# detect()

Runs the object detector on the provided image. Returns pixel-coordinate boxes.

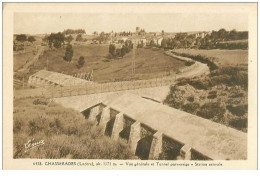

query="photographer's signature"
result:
[24,138,44,153]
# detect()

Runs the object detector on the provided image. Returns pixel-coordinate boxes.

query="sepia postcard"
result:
[2,3,258,170]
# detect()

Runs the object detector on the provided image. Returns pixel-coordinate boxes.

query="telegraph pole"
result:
[46,57,49,71]
[132,43,136,79]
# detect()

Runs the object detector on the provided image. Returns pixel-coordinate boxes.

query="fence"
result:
[46,75,177,98]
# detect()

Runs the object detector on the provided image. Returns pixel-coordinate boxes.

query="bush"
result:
[182,102,200,114]
[226,105,247,116]
[33,99,48,105]
[77,56,85,68]
[229,118,247,132]
[197,102,225,120]
[172,52,218,71]
[185,61,195,66]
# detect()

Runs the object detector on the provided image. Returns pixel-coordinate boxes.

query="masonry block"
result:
[88,105,100,124]
[111,113,124,140]
[148,131,163,160]
[99,106,110,134]
[128,122,141,153]
[180,144,192,160]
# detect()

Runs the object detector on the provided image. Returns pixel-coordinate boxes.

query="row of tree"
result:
[108,40,133,58]
[15,34,36,43]
[62,29,86,35]
[158,29,248,50]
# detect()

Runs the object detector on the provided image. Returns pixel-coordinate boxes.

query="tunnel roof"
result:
[103,93,247,160]
[31,70,92,86]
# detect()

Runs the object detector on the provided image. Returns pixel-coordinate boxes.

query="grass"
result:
[14,51,35,71]
[35,44,185,82]
[172,49,248,67]
[13,97,136,159]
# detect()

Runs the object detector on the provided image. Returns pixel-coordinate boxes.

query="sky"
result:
[14,13,248,35]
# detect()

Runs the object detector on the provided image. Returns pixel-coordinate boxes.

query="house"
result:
[157,37,163,46]
[195,31,211,39]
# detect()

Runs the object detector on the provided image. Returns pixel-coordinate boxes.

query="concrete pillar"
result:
[99,106,110,134]
[88,105,100,124]
[180,144,192,160]
[128,122,141,153]
[148,131,163,160]
[111,113,124,140]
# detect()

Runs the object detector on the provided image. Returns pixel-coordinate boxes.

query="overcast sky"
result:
[14,13,248,35]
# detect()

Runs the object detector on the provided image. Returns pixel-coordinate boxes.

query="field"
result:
[36,44,186,82]
[13,97,136,159]
[172,49,248,67]
[14,51,35,72]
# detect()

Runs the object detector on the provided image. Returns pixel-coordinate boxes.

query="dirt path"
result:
[18,46,45,72]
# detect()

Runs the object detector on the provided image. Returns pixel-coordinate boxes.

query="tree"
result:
[77,56,85,68]
[63,44,73,62]
[16,34,27,42]
[109,44,116,57]
[47,32,65,48]
[76,34,83,41]
[65,35,73,43]
[121,46,126,57]
[27,36,36,43]
[150,39,156,47]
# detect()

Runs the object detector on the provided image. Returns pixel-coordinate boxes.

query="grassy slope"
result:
[172,49,248,67]
[13,97,136,159]
[14,52,35,71]
[36,44,185,82]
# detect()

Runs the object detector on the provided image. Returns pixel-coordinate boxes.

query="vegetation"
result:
[164,65,248,132]
[109,44,116,57]
[159,29,248,50]
[171,51,218,71]
[77,56,85,68]
[63,44,74,62]
[27,36,36,43]
[65,35,73,43]
[172,49,248,67]
[62,29,86,35]
[13,97,136,159]
[76,34,83,42]
[47,32,65,48]
[164,48,248,132]
[16,34,27,42]
[109,41,133,58]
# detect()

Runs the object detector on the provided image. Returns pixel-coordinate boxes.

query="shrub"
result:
[77,56,85,68]
[33,99,48,105]
[182,103,200,114]
[197,102,225,120]
[187,96,194,102]
[226,105,247,116]
[185,61,195,66]
[229,118,247,132]
[172,52,218,71]
[188,79,209,90]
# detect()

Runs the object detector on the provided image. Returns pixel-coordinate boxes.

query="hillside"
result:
[35,44,186,82]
